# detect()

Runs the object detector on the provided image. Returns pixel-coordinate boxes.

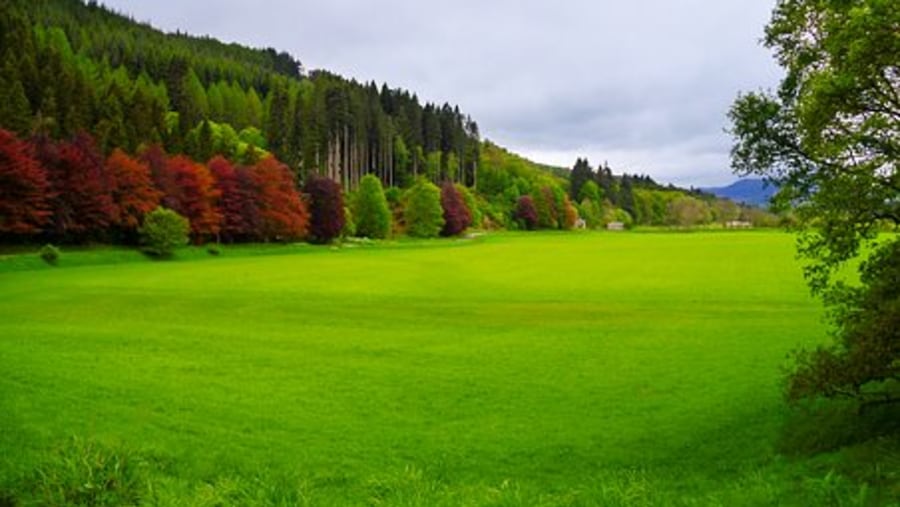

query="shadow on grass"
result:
[778,399,900,457]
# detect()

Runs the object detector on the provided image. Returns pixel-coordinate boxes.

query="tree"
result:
[561,195,578,230]
[106,149,161,236]
[404,178,444,238]
[578,180,601,204]
[163,155,221,242]
[440,181,471,236]
[666,195,710,227]
[139,207,189,257]
[354,174,391,239]
[713,199,741,225]
[457,184,481,228]
[304,175,344,243]
[515,195,538,230]
[0,129,51,236]
[729,0,900,406]
[209,156,258,242]
[531,186,559,229]
[37,133,116,242]
[250,156,308,241]
[569,158,593,201]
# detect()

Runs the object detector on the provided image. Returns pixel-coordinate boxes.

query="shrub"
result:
[139,207,189,257]
[403,179,444,238]
[515,196,539,230]
[207,243,222,256]
[440,181,472,236]
[304,175,345,243]
[354,174,392,239]
[39,243,60,265]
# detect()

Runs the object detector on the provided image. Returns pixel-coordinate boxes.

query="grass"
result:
[0,231,898,505]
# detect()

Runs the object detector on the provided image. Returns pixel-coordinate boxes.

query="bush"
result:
[139,207,189,257]
[207,243,222,256]
[403,179,444,238]
[354,175,392,239]
[304,175,345,243]
[515,196,539,230]
[39,244,60,265]
[440,181,472,236]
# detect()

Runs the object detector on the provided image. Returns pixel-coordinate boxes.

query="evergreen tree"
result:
[569,158,593,201]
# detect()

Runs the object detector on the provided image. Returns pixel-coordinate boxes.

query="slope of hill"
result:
[702,178,777,207]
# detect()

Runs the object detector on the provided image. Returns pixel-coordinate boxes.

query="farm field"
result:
[1,231,897,505]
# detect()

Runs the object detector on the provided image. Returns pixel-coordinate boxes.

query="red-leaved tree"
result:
[0,129,51,236]
[164,155,222,242]
[303,175,345,243]
[141,144,177,209]
[515,195,539,230]
[36,132,116,242]
[440,181,472,236]
[250,157,308,241]
[209,156,259,242]
[106,149,161,235]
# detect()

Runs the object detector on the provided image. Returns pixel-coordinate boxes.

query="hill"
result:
[702,178,777,207]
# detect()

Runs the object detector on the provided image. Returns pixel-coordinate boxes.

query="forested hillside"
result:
[0,0,481,188]
[0,0,775,247]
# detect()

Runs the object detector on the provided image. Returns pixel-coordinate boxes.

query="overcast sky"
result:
[101,0,781,186]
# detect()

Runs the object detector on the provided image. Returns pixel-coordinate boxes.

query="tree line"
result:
[0,127,483,248]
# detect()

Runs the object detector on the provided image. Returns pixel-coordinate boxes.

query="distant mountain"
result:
[702,179,777,207]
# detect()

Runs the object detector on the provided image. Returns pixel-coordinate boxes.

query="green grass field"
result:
[1,232,898,506]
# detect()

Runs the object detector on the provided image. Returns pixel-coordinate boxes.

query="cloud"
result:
[103,0,782,186]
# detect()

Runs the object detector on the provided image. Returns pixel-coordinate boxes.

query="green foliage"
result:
[206,243,222,256]
[403,178,444,238]
[613,208,634,229]
[139,207,189,257]
[38,243,60,265]
[729,0,900,406]
[456,184,481,228]
[787,239,900,405]
[530,186,559,229]
[342,206,356,238]
[354,175,392,239]
[578,180,601,204]
[666,196,711,227]
[578,198,602,229]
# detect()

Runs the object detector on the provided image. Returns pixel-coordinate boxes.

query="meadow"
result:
[1,231,897,506]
